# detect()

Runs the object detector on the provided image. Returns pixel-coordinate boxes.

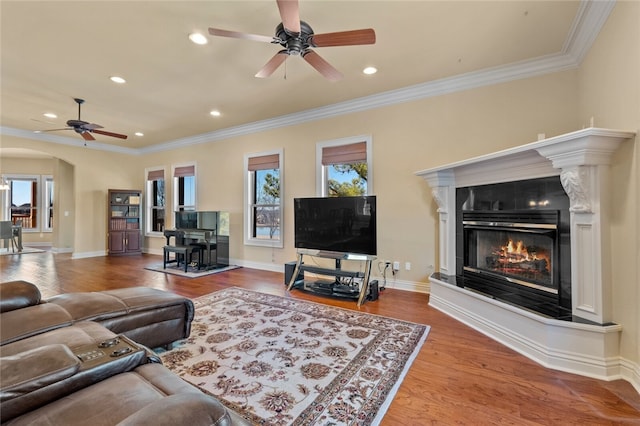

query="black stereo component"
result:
[284,261,304,286]
[368,280,379,301]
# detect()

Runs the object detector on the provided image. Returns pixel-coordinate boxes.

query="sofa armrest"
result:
[0,280,41,313]
[1,344,80,401]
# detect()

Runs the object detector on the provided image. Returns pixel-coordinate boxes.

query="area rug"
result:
[145,263,240,278]
[159,287,429,425]
[0,247,45,256]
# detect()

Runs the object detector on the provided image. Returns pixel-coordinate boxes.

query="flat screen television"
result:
[294,196,377,256]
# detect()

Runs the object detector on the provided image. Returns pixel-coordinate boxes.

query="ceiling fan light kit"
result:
[208,0,376,81]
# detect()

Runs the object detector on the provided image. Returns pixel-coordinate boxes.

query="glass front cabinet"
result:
[108,189,142,255]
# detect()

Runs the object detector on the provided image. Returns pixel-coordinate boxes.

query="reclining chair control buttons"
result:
[77,349,106,362]
[98,338,120,348]
[110,347,133,357]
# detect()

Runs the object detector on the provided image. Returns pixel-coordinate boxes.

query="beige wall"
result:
[138,69,578,282]
[577,0,640,377]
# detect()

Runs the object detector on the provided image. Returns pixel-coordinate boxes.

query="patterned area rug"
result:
[145,263,240,278]
[159,287,429,425]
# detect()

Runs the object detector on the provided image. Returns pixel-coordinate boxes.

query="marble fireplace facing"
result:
[416,127,635,382]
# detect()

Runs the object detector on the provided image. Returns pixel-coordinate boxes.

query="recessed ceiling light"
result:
[110,76,126,84]
[135,132,144,137]
[189,33,208,45]
[363,67,377,75]
[210,110,221,117]
[43,113,57,119]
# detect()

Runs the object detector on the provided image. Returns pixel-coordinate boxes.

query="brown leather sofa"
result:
[0,280,251,426]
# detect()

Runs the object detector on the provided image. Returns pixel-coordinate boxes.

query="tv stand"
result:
[286,249,375,307]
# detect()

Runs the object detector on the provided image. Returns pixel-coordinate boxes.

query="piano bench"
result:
[163,245,202,272]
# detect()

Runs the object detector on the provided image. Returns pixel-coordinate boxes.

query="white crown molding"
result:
[0,126,139,156]
[1,0,616,156]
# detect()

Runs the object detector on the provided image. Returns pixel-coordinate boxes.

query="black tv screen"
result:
[294,196,377,256]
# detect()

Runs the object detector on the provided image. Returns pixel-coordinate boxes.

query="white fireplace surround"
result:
[416,127,636,385]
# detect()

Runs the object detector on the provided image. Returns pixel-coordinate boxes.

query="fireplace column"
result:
[422,170,456,277]
[536,134,626,324]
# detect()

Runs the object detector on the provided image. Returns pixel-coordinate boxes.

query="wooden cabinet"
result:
[108,189,142,255]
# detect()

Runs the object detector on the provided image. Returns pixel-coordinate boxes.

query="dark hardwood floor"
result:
[2,251,639,425]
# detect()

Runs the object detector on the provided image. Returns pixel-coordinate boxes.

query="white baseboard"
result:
[71,250,107,259]
[50,246,73,253]
[619,358,640,395]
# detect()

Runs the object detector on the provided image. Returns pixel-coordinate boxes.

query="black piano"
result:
[164,211,229,269]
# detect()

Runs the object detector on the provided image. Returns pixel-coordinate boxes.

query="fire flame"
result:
[500,239,543,263]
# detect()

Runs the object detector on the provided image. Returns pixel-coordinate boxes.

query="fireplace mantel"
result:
[415,127,635,382]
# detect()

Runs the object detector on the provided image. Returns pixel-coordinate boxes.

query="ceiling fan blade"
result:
[255,51,289,78]
[302,50,343,82]
[92,129,128,140]
[35,127,72,133]
[83,123,104,130]
[81,131,95,141]
[276,0,300,34]
[208,27,276,43]
[310,29,376,47]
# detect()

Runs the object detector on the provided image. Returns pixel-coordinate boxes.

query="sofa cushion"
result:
[0,321,116,357]
[3,364,249,426]
[0,281,41,313]
[46,292,128,322]
[0,323,149,423]
[1,344,80,401]
[0,303,73,346]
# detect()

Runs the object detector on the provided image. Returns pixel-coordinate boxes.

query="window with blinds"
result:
[316,137,372,197]
[173,164,196,213]
[145,168,166,233]
[244,150,283,248]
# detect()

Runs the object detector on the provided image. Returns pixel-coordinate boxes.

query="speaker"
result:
[284,261,304,286]
[368,280,379,301]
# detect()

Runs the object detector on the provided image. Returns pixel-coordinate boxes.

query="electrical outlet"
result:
[405,262,411,271]
[392,261,400,271]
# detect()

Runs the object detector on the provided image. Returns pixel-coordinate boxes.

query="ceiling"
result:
[1,1,605,154]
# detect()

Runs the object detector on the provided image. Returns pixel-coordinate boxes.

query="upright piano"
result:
[164,211,229,269]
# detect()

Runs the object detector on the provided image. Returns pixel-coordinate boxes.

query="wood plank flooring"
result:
[2,251,639,424]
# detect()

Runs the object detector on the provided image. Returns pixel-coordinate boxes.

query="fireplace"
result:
[456,177,572,319]
[463,210,558,292]
[416,127,634,383]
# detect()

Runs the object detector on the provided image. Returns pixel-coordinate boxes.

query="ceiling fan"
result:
[37,98,128,142]
[208,0,376,81]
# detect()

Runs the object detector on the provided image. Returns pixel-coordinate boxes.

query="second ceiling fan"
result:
[208,0,376,81]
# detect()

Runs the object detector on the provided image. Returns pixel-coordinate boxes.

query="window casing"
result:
[3,174,53,232]
[316,136,373,197]
[43,176,54,231]
[244,149,283,248]
[145,168,166,235]
[173,164,196,215]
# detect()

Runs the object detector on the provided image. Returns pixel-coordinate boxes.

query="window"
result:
[3,174,51,232]
[244,149,283,248]
[145,168,166,234]
[316,136,373,197]
[173,164,196,213]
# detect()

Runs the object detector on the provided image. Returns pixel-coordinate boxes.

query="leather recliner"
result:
[0,280,251,425]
